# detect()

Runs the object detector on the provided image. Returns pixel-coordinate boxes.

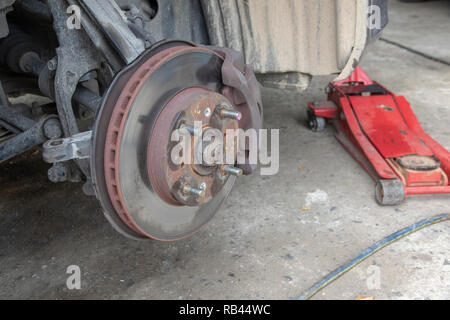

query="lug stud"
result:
[182,184,206,198]
[223,165,243,177]
[218,108,242,121]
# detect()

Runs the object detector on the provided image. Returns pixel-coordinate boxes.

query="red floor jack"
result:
[307,66,450,205]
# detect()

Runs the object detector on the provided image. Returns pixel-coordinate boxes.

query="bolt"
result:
[182,184,206,198]
[48,163,68,183]
[43,119,63,139]
[49,139,64,147]
[223,165,243,177]
[204,108,212,117]
[200,182,207,190]
[218,108,242,121]
[47,57,58,71]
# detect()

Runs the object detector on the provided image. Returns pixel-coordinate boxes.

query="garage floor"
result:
[1,1,449,300]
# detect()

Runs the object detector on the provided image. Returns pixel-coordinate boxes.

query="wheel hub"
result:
[147,86,240,207]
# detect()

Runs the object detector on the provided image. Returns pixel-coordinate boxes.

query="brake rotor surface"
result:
[92,42,238,240]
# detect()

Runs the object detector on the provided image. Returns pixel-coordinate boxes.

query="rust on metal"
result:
[103,46,214,235]
[147,87,239,207]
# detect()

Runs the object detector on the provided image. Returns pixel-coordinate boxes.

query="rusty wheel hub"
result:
[148,87,240,207]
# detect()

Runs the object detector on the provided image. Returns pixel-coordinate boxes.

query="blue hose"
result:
[297,213,449,300]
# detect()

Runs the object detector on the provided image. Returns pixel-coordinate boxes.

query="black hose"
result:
[297,213,450,300]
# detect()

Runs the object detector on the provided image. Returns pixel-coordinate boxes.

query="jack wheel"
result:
[307,111,326,132]
[375,179,405,206]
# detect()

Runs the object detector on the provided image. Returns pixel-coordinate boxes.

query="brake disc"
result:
[91,41,260,240]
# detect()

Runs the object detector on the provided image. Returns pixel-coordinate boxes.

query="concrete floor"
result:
[0,1,449,300]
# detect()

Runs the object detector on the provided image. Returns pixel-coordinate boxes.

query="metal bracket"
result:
[80,0,146,64]
[43,131,92,163]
